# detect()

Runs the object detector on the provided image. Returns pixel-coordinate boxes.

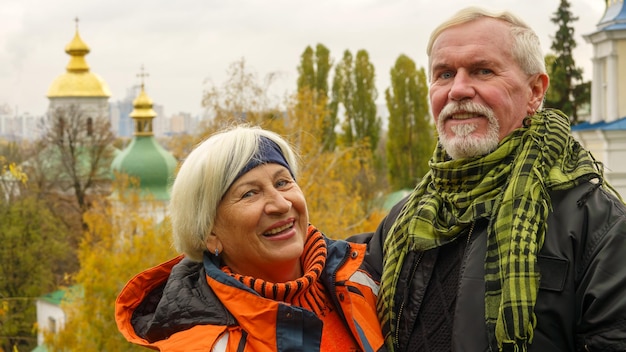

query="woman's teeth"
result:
[265,222,293,236]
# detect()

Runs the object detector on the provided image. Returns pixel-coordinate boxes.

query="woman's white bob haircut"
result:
[169,125,299,262]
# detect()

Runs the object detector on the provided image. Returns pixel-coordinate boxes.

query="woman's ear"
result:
[205,233,222,255]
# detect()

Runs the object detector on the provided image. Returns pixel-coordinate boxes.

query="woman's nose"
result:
[265,189,291,214]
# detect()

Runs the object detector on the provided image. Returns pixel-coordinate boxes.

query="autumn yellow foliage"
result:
[46,176,177,351]
[280,88,386,238]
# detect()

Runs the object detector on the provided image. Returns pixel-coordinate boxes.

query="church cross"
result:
[137,65,150,88]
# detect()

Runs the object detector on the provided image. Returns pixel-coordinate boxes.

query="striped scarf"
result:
[223,226,331,315]
[224,226,361,351]
[378,109,603,351]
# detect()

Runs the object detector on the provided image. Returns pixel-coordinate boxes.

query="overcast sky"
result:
[0,0,607,118]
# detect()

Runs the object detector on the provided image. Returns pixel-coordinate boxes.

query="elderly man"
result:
[354,6,626,352]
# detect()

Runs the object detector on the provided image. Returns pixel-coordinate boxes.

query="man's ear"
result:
[529,73,549,113]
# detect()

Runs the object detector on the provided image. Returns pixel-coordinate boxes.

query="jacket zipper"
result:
[394,251,423,349]
[394,223,475,350]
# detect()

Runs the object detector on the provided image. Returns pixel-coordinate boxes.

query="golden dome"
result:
[130,86,157,120]
[47,25,111,98]
[130,77,157,136]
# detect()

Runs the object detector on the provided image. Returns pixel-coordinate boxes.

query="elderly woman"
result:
[115,125,385,352]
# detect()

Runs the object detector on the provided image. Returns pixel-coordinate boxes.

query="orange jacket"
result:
[116,227,385,352]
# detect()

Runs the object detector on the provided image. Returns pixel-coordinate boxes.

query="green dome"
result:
[111,74,177,201]
[111,136,177,200]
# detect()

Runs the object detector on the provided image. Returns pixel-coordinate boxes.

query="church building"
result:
[573,0,626,196]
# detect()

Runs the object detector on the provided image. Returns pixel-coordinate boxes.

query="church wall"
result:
[617,40,626,119]
[592,39,612,122]
[605,131,626,173]
[35,299,65,346]
[48,97,110,120]
[573,131,607,165]
[600,56,608,121]
[574,129,626,198]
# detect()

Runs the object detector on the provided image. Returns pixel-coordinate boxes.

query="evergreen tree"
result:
[546,0,590,124]
[385,55,435,190]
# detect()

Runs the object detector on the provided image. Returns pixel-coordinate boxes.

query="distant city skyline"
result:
[1,0,606,118]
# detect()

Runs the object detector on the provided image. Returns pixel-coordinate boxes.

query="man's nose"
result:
[448,70,475,101]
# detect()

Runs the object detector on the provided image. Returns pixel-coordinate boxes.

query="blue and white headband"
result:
[233,136,294,183]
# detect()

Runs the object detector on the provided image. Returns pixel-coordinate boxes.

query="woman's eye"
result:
[241,190,256,199]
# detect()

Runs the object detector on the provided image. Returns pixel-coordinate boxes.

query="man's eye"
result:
[439,72,454,79]
[477,68,493,75]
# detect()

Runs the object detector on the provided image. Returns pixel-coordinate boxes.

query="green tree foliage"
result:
[385,55,435,190]
[330,51,353,145]
[297,44,336,151]
[297,44,331,94]
[46,177,177,351]
[331,50,381,151]
[0,158,71,352]
[545,0,590,124]
[544,54,562,106]
[330,49,386,215]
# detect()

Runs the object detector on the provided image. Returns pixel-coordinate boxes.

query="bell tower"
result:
[583,0,626,123]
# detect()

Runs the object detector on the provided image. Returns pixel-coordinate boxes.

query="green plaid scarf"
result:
[378,109,603,351]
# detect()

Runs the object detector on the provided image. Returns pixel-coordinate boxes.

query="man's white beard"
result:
[437,101,500,159]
